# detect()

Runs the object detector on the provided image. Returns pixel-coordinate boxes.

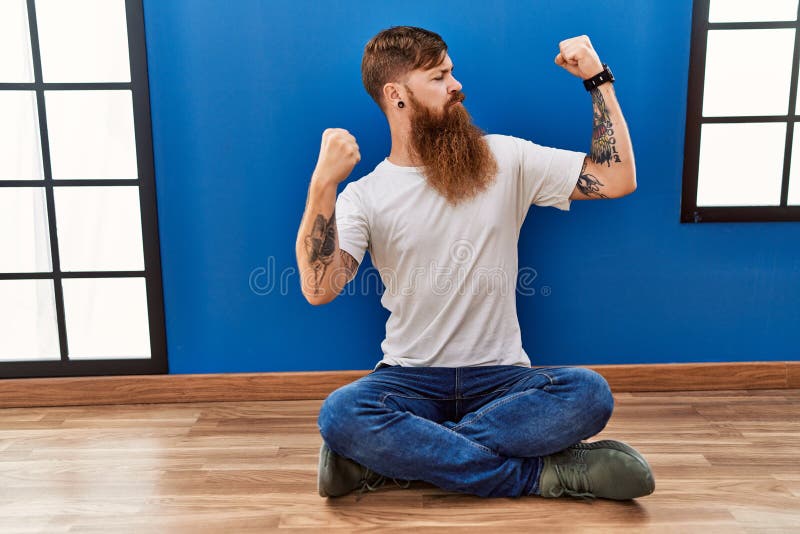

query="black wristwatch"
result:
[583,63,614,91]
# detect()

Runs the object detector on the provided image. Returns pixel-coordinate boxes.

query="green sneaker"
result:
[538,440,655,500]
[317,442,410,499]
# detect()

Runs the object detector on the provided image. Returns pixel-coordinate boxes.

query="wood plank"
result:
[593,361,789,392]
[787,361,800,388]
[0,362,796,408]
[0,371,365,408]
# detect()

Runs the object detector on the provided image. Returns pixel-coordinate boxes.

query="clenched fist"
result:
[555,35,604,81]
[311,128,361,187]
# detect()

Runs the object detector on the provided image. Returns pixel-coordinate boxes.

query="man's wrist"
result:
[310,174,340,194]
[583,62,605,81]
[583,63,615,91]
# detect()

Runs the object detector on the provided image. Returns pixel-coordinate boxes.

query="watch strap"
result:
[583,63,614,91]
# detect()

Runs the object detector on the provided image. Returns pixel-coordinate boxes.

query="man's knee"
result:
[318,384,353,445]
[317,381,377,454]
[572,367,614,430]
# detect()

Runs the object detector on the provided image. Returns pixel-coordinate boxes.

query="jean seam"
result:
[379,392,499,456]
[380,392,458,402]
[378,389,512,402]
[450,389,533,432]
[538,371,556,385]
[529,456,543,496]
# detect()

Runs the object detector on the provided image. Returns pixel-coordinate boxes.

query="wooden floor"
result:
[0,389,799,533]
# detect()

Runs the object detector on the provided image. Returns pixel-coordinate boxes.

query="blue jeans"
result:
[317,364,614,498]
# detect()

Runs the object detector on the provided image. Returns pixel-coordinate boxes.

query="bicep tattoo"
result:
[338,249,359,283]
[577,157,609,199]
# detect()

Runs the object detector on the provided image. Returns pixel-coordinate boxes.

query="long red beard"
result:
[407,92,498,206]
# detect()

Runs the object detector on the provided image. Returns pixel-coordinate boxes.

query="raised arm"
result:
[296,129,361,306]
[554,35,637,200]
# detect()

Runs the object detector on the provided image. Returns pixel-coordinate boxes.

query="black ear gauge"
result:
[398,101,405,108]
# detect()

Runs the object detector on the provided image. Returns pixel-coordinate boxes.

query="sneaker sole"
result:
[317,443,331,498]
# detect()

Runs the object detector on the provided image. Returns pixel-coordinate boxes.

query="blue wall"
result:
[142,0,800,374]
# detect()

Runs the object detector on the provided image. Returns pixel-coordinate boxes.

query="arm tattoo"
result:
[339,249,359,283]
[577,157,609,199]
[303,210,337,295]
[590,88,622,167]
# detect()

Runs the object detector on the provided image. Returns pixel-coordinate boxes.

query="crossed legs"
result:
[317,365,613,497]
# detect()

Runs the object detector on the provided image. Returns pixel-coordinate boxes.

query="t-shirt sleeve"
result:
[515,136,587,211]
[334,182,370,265]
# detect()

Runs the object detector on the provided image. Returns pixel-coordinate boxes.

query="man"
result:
[295,26,653,501]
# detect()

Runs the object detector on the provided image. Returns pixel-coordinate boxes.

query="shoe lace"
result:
[552,448,597,501]
[355,468,411,501]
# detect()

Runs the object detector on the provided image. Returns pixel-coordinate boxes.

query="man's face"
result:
[404,54,464,119]
[398,54,498,206]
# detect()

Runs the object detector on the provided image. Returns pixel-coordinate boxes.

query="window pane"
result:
[45,90,138,180]
[0,0,34,82]
[35,0,131,83]
[796,59,800,114]
[703,29,795,117]
[62,277,151,359]
[697,123,786,206]
[789,123,800,205]
[0,187,52,273]
[0,279,59,361]
[54,186,144,272]
[709,0,798,22]
[0,91,44,181]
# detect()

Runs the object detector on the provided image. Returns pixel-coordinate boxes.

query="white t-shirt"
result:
[334,134,586,369]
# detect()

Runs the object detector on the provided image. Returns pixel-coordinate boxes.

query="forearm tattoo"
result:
[590,87,622,167]
[577,157,609,199]
[304,210,337,295]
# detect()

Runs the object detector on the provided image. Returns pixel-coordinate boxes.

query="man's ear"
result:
[383,82,402,109]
